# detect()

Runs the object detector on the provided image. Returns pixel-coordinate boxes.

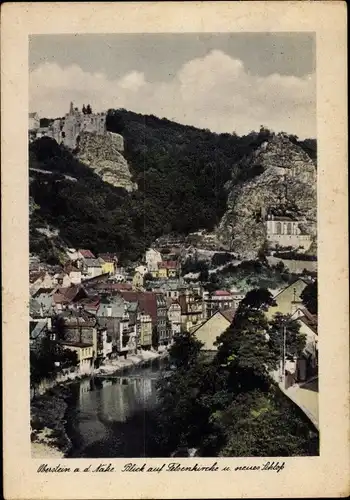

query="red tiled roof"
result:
[94,282,132,291]
[59,340,93,348]
[64,263,80,273]
[53,285,87,304]
[29,271,48,284]
[159,260,178,269]
[213,290,232,297]
[98,253,118,262]
[75,297,100,310]
[82,273,110,286]
[78,249,96,259]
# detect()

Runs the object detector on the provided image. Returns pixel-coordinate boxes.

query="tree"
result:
[154,285,318,457]
[86,104,92,114]
[211,388,318,457]
[82,104,87,115]
[199,267,209,283]
[300,280,317,314]
[268,313,306,361]
[240,287,276,311]
[215,309,277,392]
[156,333,224,454]
[30,334,79,394]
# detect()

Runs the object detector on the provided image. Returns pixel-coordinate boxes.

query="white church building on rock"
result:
[265,213,312,251]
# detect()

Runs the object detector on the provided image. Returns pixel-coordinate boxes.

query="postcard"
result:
[1,1,349,498]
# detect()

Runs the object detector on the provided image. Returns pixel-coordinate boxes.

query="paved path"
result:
[279,377,319,430]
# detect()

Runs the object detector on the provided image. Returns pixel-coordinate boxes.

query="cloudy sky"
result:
[29,33,316,138]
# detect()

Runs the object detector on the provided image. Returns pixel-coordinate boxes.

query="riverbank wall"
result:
[30,349,168,458]
[31,349,167,398]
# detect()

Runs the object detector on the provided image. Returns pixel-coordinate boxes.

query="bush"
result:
[274,251,317,261]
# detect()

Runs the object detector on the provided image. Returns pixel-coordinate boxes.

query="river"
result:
[66,358,169,458]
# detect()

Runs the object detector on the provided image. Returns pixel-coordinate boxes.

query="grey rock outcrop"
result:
[216,133,317,259]
[77,131,137,192]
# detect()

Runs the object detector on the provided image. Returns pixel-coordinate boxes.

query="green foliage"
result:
[30,336,78,388]
[214,303,276,390]
[154,287,314,457]
[211,252,236,268]
[29,226,61,265]
[274,250,317,261]
[214,259,297,293]
[181,258,208,276]
[30,113,317,266]
[213,389,319,457]
[169,331,204,370]
[300,280,318,314]
[268,313,306,360]
[107,109,280,235]
[29,137,149,262]
[240,287,276,310]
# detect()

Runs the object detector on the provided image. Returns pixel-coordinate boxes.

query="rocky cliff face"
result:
[77,131,137,192]
[216,133,317,259]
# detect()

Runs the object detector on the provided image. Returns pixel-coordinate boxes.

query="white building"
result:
[100,329,113,359]
[145,248,162,272]
[83,258,103,279]
[135,265,148,276]
[167,300,181,336]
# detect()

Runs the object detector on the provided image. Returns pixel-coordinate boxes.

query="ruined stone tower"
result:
[49,102,107,149]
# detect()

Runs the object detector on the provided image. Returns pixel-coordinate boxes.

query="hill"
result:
[29,109,316,264]
[216,133,317,259]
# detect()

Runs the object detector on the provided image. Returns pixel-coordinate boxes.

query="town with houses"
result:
[30,240,318,411]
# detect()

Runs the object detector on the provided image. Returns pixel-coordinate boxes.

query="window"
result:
[276,222,282,235]
[287,223,292,235]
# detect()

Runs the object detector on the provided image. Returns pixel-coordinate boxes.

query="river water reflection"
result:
[66,359,168,458]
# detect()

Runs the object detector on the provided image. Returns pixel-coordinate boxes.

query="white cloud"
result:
[29,50,316,138]
[118,71,146,91]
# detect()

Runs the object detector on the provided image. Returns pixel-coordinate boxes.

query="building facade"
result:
[266,278,308,319]
[156,293,171,345]
[167,300,181,337]
[202,290,234,320]
[178,289,204,332]
[145,248,163,272]
[265,214,312,250]
[192,308,235,351]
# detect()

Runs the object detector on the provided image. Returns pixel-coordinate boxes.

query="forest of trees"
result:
[30,110,316,264]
